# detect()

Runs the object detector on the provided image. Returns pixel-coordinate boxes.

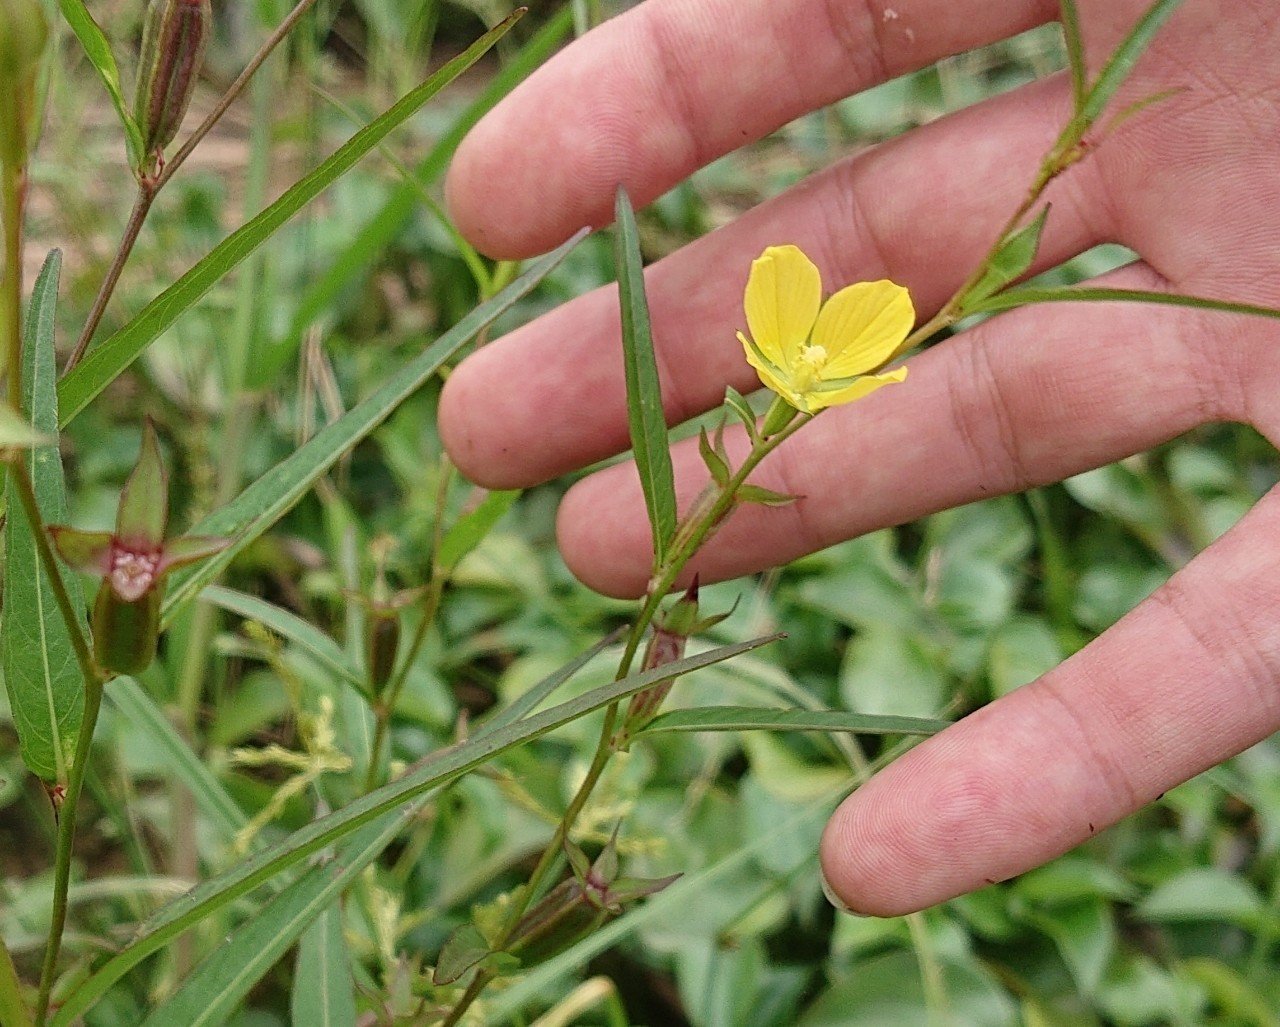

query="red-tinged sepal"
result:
[158,534,231,574]
[47,526,114,575]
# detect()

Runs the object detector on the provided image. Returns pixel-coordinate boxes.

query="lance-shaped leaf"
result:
[960,206,1051,315]
[2,251,88,783]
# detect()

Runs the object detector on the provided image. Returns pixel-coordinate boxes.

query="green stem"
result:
[64,186,155,371]
[61,0,320,375]
[0,936,33,1027]
[34,676,103,1025]
[2,163,23,408]
[440,409,813,1027]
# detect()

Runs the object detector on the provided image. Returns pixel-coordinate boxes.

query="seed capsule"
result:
[134,0,210,161]
[0,0,49,168]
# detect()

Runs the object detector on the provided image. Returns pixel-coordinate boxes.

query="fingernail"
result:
[819,867,865,917]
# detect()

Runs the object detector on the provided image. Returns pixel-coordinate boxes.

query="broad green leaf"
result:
[201,585,365,694]
[54,633,779,1023]
[960,206,1050,314]
[142,811,410,1027]
[291,899,358,1027]
[1137,868,1268,930]
[267,6,573,383]
[614,187,677,567]
[637,705,949,737]
[57,0,144,167]
[3,250,88,783]
[1059,0,1087,113]
[434,923,493,985]
[57,12,523,427]
[436,489,521,574]
[966,284,1280,322]
[0,938,31,1027]
[107,677,247,846]
[159,231,585,627]
[1080,0,1184,125]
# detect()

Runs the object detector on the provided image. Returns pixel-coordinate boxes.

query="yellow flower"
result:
[737,245,914,414]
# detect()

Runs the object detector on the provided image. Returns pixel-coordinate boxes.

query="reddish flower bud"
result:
[134,0,210,164]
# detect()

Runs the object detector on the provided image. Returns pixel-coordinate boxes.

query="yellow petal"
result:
[805,366,908,412]
[740,331,807,411]
[811,280,914,379]
[744,245,822,371]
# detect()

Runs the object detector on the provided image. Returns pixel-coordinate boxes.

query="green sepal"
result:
[960,205,1051,314]
[735,483,799,507]
[723,386,760,442]
[158,533,230,573]
[116,420,168,547]
[698,426,730,487]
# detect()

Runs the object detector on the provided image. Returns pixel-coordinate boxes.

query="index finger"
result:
[445,0,1056,258]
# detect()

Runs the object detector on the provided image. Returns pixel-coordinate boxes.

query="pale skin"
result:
[439,0,1280,916]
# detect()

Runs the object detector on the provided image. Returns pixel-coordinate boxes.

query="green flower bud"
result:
[0,0,49,168]
[134,0,210,162]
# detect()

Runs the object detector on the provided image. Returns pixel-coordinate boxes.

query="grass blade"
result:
[614,187,676,567]
[273,6,573,372]
[636,705,950,737]
[53,633,780,1024]
[57,0,144,167]
[106,677,248,846]
[141,812,409,1027]
[967,285,1280,322]
[291,899,358,1027]
[1080,0,1184,125]
[159,231,585,627]
[2,251,87,783]
[57,11,524,427]
[201,586,365,694]
[1059,0,1087,113]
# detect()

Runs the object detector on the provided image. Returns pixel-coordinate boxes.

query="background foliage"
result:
[2,1,1279,1023]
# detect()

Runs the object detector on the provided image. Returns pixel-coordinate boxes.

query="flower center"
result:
[793,344,828,392]
[109,546,161,603]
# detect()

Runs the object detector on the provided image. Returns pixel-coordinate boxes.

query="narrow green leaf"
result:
[159,231,585,627]
[637,705,950,737]
[1080,0,1184,125]
[57,0,144,167]
[272,6,573,375]
[54,634,780,1023]
[291,899,358,1027]
[436,489,520,574]
[614,187,677,567]
[57,12,523,427]
[966,285,1280,322]
[200,585,365,694]
[960,206,1051,314]
[3,250,87,783]
[142,811,410,1027]
[1059,0,1087,113]
[107,677,247,846]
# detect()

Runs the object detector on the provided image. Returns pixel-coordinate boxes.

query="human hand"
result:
[439,0,1280,915]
